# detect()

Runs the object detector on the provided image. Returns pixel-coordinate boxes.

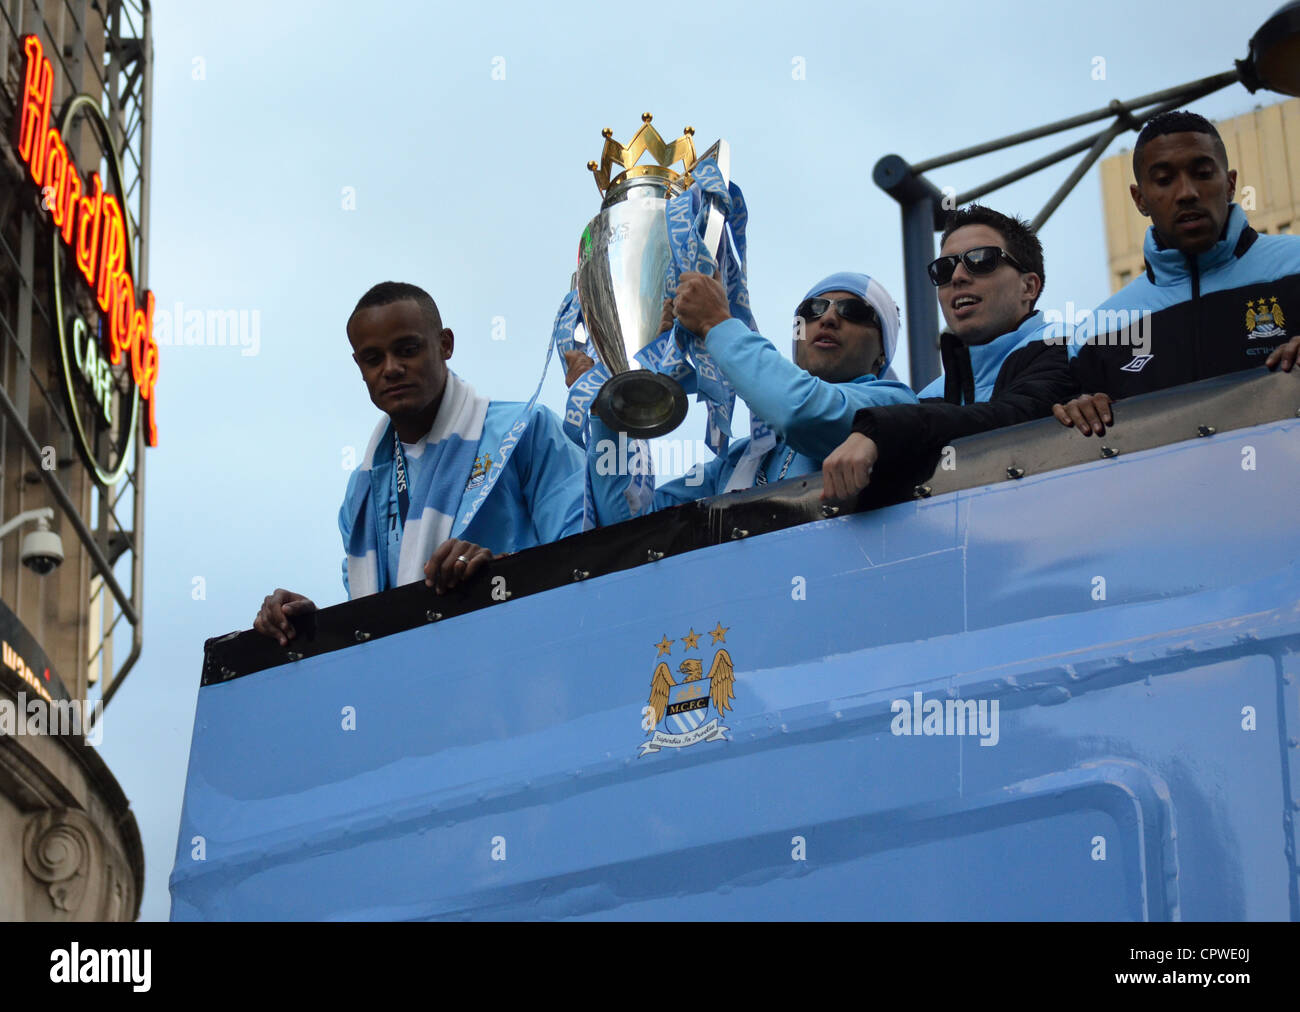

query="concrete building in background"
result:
[1101,98,1300,293]
[0,1,156,919]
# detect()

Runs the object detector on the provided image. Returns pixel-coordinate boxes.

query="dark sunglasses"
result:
[926,246,1028,286]
[795,297,879,328]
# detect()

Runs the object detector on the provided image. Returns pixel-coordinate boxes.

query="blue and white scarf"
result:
[343,371,489,597]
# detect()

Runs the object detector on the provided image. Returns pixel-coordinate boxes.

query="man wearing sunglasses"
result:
[822,205,1075,501]
[582,269,917,524]
[1054,110,1300,437]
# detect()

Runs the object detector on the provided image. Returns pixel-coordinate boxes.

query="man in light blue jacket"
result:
[585,270,918,525]
[1055,110,1300,436]
[254,282,584,644]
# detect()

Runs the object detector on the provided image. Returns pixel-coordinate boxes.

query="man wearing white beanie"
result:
[584,268,917,524]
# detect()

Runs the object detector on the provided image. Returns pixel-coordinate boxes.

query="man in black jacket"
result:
[1054,110,1300,437]
[821,205,1077,500]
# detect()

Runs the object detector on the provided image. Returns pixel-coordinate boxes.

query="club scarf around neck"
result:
[344,371,489,597]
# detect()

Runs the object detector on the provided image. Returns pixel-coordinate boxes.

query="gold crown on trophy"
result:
[587,113,700,196]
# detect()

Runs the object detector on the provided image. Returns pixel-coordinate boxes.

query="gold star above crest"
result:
[709,622,729,644]
[682,628,700,650]
[655,635,673,657]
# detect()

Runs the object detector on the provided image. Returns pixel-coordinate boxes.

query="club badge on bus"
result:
[640,622,735,756]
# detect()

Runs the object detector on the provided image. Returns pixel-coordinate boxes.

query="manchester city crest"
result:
[465,453,492,490]
[1245,296,1286,340]
[639,622,735,756]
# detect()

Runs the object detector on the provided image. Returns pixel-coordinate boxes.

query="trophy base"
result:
[592,371,688,440]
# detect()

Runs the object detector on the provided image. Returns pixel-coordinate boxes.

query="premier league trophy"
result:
[575,114,732,439]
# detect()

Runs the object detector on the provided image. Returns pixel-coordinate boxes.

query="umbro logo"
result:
[1120,354,1154,373]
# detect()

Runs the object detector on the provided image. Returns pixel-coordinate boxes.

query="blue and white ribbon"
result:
[552,288,608,450]
[549,288,641,529]
[660,157,757,455]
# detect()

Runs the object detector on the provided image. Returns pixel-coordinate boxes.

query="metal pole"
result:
[954,132,1099,207]
[1029,81,1235,231]
[1031,120,1131,232]
[105,0,152,706]
[900,199,941,388]
[913,69,1242,173]
[874,155,946,388]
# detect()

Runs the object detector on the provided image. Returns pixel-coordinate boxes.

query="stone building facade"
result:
[0,1,154,920]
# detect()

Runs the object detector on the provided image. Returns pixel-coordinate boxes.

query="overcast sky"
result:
[96,0,1291,920]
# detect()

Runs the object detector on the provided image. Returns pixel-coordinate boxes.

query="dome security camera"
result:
[20,518,64,575]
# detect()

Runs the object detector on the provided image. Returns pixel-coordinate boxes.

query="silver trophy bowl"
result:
[577,175,687,439]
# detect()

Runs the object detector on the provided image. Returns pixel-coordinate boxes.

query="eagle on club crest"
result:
[1246,296,1286,340]
[640,625,736,756]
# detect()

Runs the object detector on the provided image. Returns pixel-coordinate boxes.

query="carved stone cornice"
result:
[22,808,133,920]
[0,672,143,919]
